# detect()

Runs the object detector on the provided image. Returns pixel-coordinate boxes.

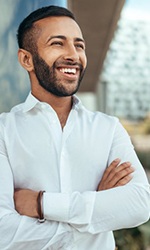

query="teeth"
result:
[60,68,76,74]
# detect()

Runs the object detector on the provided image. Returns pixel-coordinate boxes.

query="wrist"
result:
[37,190,45,223]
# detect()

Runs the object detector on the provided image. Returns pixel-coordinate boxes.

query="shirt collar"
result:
[23,92,39,113]
[23,92,83,113]
[72,95,82,110]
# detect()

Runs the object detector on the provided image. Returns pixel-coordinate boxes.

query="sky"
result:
[123,0,150,20]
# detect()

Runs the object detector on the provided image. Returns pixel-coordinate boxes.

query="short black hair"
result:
[17,5,76,53]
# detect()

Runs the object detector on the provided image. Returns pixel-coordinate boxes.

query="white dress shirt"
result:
[0,93,149,250]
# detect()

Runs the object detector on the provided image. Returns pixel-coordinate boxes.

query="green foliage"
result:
[136,151,150,170]
[139,220,150,248]
[114,227,144,250]
[114,221,150,250]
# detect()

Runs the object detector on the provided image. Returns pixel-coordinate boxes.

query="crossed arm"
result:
[1,153,149,249]
[14,158,134,219]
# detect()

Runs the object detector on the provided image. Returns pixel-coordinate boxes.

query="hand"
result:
[14,189,39,218]
[97,158,134,191]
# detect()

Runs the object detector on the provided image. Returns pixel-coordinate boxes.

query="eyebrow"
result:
[46,35,85,44]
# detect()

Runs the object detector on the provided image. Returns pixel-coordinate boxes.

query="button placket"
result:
[59,110,77,193]
[59,145,72,193]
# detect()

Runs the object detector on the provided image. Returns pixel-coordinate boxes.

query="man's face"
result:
[32,16,87,97]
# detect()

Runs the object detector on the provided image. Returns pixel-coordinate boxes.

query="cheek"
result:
[81,53,87,69]
[41,50,59,66]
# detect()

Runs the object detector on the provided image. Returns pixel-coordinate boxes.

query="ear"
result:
[18,49,34,72]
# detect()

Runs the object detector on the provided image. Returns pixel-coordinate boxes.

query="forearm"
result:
[14,158,150,234]
[43,155,150,233]
[0,158,68,249]
[0,212,59,250]
[43,182,150,234]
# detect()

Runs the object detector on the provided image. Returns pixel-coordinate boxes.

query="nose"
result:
[63,44,79,62]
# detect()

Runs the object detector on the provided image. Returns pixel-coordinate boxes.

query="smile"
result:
[59,68,77,75]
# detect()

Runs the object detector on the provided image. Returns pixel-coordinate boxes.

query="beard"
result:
[32,53,85,97]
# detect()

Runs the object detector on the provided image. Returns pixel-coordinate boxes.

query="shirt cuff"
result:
[43,192,70,222]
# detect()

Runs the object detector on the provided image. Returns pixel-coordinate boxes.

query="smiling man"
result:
[29,17,86,98]
[0,5,149,250]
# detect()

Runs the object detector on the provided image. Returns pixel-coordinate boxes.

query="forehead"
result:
[35,16,83,42]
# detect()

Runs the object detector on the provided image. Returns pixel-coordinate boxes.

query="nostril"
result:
[65,57,74,61]
[63,50,79,61]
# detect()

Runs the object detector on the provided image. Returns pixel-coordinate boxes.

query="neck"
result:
[49,95,73,129]
[31,84,73,128]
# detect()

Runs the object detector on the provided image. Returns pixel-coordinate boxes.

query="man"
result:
[0,5,149,250]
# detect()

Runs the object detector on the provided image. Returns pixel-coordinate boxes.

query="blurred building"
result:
[100,14,150,120]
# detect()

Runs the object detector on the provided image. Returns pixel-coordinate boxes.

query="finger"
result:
[99,168,133,191]
[116,161,132,172]
[101,158,121,182]
[106,158,121,174]
[115,174,133,187]
[97,159,122,190]
[108,165,134,186]
[107,161,132,183]
[110,167,134,186]
[105,164,134,189]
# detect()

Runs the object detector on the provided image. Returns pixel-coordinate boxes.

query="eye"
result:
[51,41,63,46]
[75,43,85,50]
